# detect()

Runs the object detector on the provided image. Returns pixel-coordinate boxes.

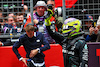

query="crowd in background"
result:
[0,0,99,46]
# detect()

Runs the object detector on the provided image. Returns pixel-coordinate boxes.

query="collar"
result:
[68,31,85,39]
[69,36,85,45]
[25,32,37,38]
[34,32,36,37]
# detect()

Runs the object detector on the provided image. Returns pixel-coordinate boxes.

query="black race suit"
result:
[46,26,88,67]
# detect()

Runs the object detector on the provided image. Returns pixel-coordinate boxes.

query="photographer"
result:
[46,0,63,32]
[31,1,56,44]
[46,0,67,67]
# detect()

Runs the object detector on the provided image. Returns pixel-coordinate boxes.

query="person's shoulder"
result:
[36,32,44,36]
[19,33,27,39]
[36,32,43,35]
[33,12,37,16]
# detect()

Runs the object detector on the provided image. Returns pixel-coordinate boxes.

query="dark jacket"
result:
[46,26,88,67]
[12,32,50,63]
[85,34,98,42]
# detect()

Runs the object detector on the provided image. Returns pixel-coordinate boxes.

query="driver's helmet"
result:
[62,18,82,37]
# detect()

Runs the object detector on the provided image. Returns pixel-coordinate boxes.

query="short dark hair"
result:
[16,13,24,16]
[7,16,14,21]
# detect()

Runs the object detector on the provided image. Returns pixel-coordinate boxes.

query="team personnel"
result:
[12,25,50,67]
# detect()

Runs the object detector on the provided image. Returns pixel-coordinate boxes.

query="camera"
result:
[45,4,53,19]
[45,4,63,19]
[47,4,53,10]
[37,21,44,33]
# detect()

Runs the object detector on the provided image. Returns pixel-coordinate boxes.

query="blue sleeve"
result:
[39,33,50,52]
[12,36,24,59]
[85,35,91,42]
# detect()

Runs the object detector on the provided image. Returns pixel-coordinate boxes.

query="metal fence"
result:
[0,0,100,37]
[0,0,30,16]
[0,0,30,39]
[63,0,100,33]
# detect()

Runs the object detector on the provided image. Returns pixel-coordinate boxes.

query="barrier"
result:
[0,44,64,67]
[1,42,100,67]
[87,42,100,67]
[96,49,100,66]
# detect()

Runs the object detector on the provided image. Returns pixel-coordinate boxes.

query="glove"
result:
[45,9,53,26]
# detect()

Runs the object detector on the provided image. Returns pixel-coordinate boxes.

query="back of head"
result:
[24,25,35,32]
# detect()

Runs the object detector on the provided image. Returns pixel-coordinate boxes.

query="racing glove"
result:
[45,9,53,26]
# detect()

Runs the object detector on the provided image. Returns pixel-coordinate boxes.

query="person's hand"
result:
[33,19,38,24]
[23,5,28,10]
[0,41,2,46]
[13,23,16,26]
[21,58,29,66]
[29,49,38,58]
[94,27,99,34]
[46,9,53,20]
[89,26,94,35]
[1,22,4,25]
[45,9,53,26]
[0,41,3,46]
[97,25,100,29]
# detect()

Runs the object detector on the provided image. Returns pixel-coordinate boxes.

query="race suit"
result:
[46,26,88,67]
